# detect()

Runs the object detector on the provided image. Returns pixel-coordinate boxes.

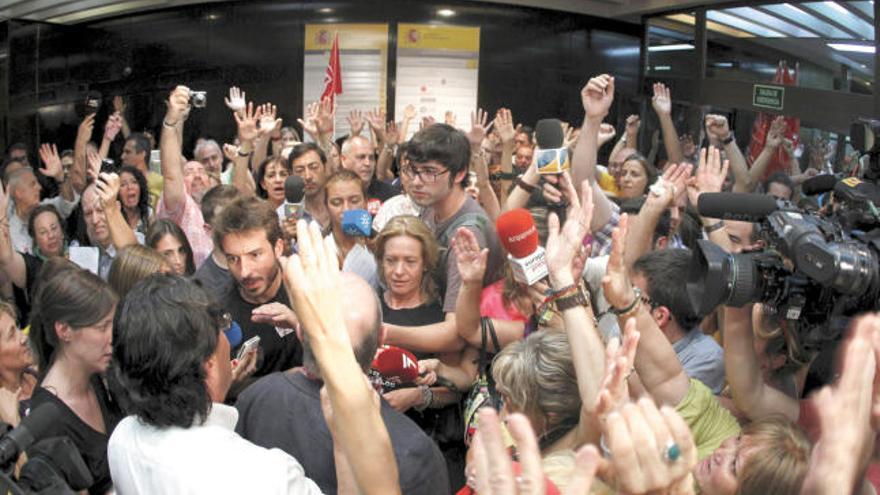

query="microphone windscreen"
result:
[535,119,564,149]
[698,192,778,222]
[342,209,372,237]
[284,175,306,204]
[372,346,419,384]
[496,208,539,258]
[801,174,837,196]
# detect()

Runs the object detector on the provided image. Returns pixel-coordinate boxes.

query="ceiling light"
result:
[648,44,695,52]
[437,9,456,17]
[318,7,334,13]
[828,43,876,53]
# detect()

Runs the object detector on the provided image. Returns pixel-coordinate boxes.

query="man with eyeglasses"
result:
[340,135,399,214]
[383,124,503,354]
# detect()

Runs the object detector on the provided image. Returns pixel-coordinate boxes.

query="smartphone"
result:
[84,95,101,115]
[149,150,161,173]
[100,158,116,175]
[236,335,260,361]
[284,202,301,219]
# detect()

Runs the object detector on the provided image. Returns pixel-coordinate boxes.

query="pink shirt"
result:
[479,280,528,322]
[156,193,212,267]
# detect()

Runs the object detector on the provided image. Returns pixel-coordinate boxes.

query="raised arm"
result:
[495,108,516,207]
[113,96,131,139]
[160,86,190,212]
[706,114,750,193]
[375,121,398,182]
[685,147,735,251]
[651,83,684,164]
[573,75,616,232]
[96,173,138,250]
[467,111,501,220]
[71,114,95,194]
[0,183,26,289]
[545,178,606,447]
[253,103,281,170]
[603,214,690,406]
[98,112,122,160]
[383,314,466,354]
[283,220,400,495]
[37,143,75,203]
[624,115,640,152]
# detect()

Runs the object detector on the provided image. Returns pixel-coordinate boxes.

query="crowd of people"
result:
[0,70,877,495]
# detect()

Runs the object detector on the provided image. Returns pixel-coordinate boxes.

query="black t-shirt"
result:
[235,371,450,495]
[221,284,302,378]
[367,178,401,203]
[28,376,122,495]
[380,296,444,361]
[193,254,233,304]
[12,253,42,326]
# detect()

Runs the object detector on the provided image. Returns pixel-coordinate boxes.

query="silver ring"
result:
[662,440,681,462]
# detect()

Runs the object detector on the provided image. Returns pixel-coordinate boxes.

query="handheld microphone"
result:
[535,119,570,175]
[0,402,60,468]
[801,174,838,196]
[697,193,779,222]
[283,175,306,219]
[342,209,372,237]
[496,208,549,285]
[372,346,420,385]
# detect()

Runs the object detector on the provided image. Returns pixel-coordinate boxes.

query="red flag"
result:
[321,33,342,106]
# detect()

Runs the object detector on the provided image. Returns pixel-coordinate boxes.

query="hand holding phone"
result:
[236,335,261,361]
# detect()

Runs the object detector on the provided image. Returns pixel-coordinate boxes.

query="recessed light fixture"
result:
[318,7,334,13]
[653,65,672,71]
[437,9,456,17]
[828,42,875,53]
[648,44,695,52]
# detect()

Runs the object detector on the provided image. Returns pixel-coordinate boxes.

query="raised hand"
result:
[315,97,335,137]
[467,108,493,148]
[231,346,258,384]
[494,108,515,145]
[649,162,692,209]
[651,82,673,117]
[704,114,731,143]
[598,123,617,147]
[95,172,121,211]
[38,143,64,182]
[298,101,320,139]
[451,227,488,286]
[257,103,281,137]
[251,301,299,329]
[444,111,456,127]
[404,104,417,120]
[581,74,615,120]
[234,102,261,143]
[686,147,728,207]
[385,121,401,146]
[601,213,634,309]
[595,317,640,423]
[104,112,123,142]
[366,108,387,142]
[602,398,698,494]
[420,115,436,131]
[165,85,191,125]
[78,114,96,142]
[347,109,365,137]
[86,148,102,182]
[224,86,247,115]
[545,177,593,288]
[223,143,239,162]
[625,115,641,138]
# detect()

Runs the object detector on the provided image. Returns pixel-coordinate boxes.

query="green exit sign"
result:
[753,84,784,111]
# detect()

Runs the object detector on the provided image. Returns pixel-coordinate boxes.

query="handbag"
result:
[462,316,503,446]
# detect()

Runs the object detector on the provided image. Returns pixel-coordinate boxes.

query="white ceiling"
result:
[0,0,710,24]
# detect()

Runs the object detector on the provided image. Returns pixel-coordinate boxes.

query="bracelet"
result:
[491,171,518,181]
[162,120,178,129]
[515,177,538,193]
[237,149,253,157]
[610,286,642,317]
[415,385,433,412]
[722,135,735,145]
[704,220,725,234]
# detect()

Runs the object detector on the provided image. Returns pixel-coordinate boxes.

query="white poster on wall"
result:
[395,24,480,138]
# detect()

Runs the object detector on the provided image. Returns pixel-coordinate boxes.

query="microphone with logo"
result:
[534,119,571,175]
[372,345,420,391]
[342,209,373,237]
[283,175,306,219]
[496,208,548,285]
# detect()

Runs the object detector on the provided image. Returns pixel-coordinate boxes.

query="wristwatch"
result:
[555,287,590,311]
[415,385,433,412]
[722,134,735,146]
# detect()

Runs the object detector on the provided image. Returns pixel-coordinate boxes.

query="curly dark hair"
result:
[110,274,221,428]
[118,165,151,229]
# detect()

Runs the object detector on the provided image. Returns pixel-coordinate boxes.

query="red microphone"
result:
[495,209,548,285]
[372,346,420,385]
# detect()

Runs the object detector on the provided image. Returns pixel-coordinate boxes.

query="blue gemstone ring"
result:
[662,440,681,462]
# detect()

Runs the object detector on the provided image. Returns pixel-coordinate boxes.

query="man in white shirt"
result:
[7,166,78,254]
[108,275,322,494]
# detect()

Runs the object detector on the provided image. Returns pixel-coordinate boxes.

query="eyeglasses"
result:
[401,166,450,184]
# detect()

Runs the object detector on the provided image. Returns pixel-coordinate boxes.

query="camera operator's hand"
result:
[581,74,614,121]
[165,85,190,126]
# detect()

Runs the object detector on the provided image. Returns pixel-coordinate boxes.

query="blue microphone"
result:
[342,209,373,237]
[225,320,242,348]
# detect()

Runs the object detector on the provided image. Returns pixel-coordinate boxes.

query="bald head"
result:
[340,136,376,183]
[301,272,383,376]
